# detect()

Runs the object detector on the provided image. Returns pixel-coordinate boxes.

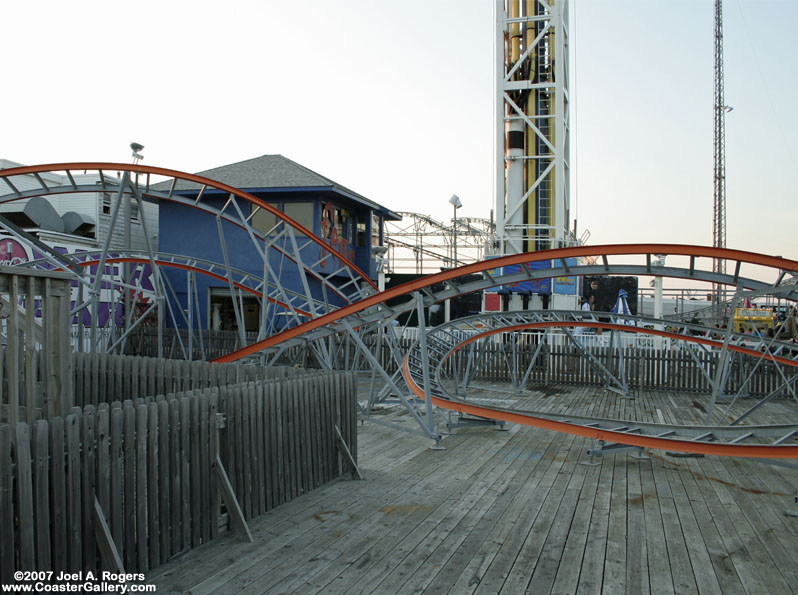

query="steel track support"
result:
[511,334,519,391]
[158,271,191,360]
[519,330,547,391]
[452,338,463,397]
[117,262,140,355]
[367,367,406,409]
[286,228,320,319]
[364,367,378,415]
[308,339,333,370]
[706,287,741,424]
[609,330,630,397]
[77,282,85,352]
[128,181,166,357]
[187,271,194,360]
[562,327,628,395]
[89,172,131,351]
[191,271,207,360]
[262,250,308,330]
[730,375,798,426]
[461,344,476,395]
[729,329,798,408]
[216,216,248,348]
[415,293,443,445]
[259,250,271,340]
[123,178,132,354]
[686,345,716,388]
[341,319,440,441]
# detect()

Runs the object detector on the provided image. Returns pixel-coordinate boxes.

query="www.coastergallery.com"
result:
[3,572,155,593]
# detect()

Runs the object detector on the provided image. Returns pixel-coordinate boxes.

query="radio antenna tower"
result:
[713,0,728,305]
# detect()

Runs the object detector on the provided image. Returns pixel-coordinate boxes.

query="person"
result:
[576,295,595,335]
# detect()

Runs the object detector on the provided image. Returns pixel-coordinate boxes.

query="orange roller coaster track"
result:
[71,257,313,319]
[0,162,378,297]
[216,243,798,363]
[402,355,798,458]
[401,318,798,458]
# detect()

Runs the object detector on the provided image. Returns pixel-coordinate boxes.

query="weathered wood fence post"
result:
[0,267,74,425]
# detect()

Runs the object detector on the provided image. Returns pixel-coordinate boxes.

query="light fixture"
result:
[130,142,144,162]
[449,193,463,276]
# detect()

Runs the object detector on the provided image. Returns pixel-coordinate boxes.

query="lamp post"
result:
[652,255,665,331]
[446,194,462,323]
[449,194,462,267]
[372,245,388,291]
[124,143,145,343]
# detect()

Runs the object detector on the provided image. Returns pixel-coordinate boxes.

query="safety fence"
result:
[327,332,793,396]
[73,327,261,361]
[59,329,795,399]
[448,342,796,395]
[0,370,357,581]
[71,352,300,409]
[1,350,304,425]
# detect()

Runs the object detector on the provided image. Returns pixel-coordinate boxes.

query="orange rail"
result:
[215,244,798,362]
[439,321,798,370]
[0,162,376,291]
[401,357,798,459]
[67,257,312,319]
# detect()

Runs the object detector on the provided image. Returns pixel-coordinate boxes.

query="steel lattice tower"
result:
[713,0,727,303]
[495,0,571,257]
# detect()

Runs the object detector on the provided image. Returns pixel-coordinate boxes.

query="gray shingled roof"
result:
[152,155,336,191]
[153,155,390,203]
[150,155,398,218]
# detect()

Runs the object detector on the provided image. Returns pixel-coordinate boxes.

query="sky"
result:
[2,0,796,267]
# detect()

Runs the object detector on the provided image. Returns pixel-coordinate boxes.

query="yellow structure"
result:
[733,307,773,333]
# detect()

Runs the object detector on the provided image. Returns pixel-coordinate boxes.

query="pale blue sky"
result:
[2,0,796,262]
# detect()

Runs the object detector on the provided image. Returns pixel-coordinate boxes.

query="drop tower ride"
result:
[495,0,572,257]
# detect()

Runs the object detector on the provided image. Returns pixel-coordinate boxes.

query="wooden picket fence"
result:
[71,352,301,409]
[95,327,268,361]
[1,350,308,425]
[454,342,796,395]
[0,370,357,581]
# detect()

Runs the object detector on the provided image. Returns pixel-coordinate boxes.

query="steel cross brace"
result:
[706,287,742,424]
[561,327,629,396]
[90,171,130,352]
[341,318,440,442]
[518,330,548,391]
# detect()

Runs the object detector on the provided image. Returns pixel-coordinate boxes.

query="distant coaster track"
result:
[27,250,318,320]
[0,163,377,354]
[21,249,318,357]
[401,311,798,458]
[213,243,798,458]
[0,162,375,296]
[216,244,798,362]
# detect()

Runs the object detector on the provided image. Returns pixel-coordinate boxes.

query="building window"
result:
[356,215,367,247]
[336,207,347,241]
[251,203,280,235]
[102,193,139,220]
[284,202,313,235]
[372,213,381,246]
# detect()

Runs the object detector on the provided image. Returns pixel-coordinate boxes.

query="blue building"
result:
[155,155,400,333]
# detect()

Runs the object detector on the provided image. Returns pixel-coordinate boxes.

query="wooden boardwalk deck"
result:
[147,385,798,594]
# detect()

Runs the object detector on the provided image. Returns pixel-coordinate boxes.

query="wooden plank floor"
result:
[146,384,798,594]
